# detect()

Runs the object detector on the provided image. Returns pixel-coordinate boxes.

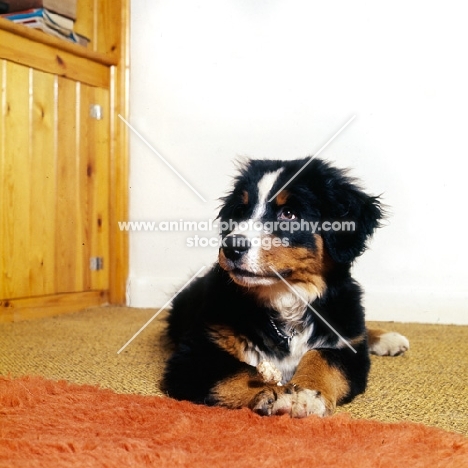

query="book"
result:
[1,8,89,46]
[0,0,76,20]
[3,8,73,29]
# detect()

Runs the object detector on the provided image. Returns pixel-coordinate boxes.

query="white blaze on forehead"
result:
[226,168,284,277]
[252,169,284,220]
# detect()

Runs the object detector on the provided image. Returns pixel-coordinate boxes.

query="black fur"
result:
[162,157,382,410]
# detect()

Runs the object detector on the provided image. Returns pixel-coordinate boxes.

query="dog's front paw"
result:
[250,384,328,418]
[369,331,410,356]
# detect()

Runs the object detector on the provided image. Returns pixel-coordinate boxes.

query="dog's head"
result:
[218,158,382,299]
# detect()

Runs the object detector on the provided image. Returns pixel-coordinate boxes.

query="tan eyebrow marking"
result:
[275,190,289,206]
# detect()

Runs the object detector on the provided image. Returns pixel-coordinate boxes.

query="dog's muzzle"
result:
[221,234,250,261]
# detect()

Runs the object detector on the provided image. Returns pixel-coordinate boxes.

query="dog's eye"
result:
[278,207,298,220]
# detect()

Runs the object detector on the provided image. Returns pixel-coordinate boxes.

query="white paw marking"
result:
[370,332,410,356]
[269,389,327,418]
[292,389,327,418]
[257,360,283,385]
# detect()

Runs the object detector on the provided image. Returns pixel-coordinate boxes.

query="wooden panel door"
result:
[0,60,110,302]
[0,61,31,299]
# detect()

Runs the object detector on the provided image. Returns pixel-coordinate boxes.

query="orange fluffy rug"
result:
[1,376,467,468]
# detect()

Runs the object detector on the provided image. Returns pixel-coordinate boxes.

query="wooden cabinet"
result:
[0,0,129,321]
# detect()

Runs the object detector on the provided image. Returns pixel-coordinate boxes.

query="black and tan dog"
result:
[162,158,409,418]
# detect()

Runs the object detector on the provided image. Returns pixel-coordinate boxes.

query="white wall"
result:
[128,0,468,324]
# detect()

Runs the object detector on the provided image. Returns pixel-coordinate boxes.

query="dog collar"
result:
[269,318,297,345]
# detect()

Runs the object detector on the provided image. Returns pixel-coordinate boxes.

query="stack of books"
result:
[0,0,89,46]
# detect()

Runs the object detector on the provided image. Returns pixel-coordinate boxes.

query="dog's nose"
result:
[222,235,250,260]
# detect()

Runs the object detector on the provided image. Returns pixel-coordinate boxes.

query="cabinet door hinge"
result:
[89,104,103,120]
[90,257,104,271]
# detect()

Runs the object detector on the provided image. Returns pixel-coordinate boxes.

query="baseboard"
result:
[0,291,108,322]
[364,288,468,325]
[126,276,189,309]
[127,276,468,325]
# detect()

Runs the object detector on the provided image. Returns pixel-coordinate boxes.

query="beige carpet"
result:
[0,306,467,436]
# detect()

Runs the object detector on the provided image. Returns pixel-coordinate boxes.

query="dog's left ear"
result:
[316,166,383,264]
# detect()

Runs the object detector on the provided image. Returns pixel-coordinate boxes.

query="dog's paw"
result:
[369,331,410,356]
[250,384,328,418]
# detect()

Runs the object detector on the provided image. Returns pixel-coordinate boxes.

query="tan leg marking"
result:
[250,350,350,417]
[208,325,250,362]
[210,370,267,409]
[211,350,350,418]
[290,350,350,414]
[211,371,327,418]
[367,328,388,347]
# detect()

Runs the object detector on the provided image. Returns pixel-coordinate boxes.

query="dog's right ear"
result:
[309,159,384,264]
[321,190,382,264]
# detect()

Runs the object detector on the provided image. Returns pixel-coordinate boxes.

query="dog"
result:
[162,157,409,418]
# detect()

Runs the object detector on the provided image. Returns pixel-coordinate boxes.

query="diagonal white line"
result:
[268,115,356,202]
[117,265,207,354]
[118,114,207,203]
[269,266,357,353]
